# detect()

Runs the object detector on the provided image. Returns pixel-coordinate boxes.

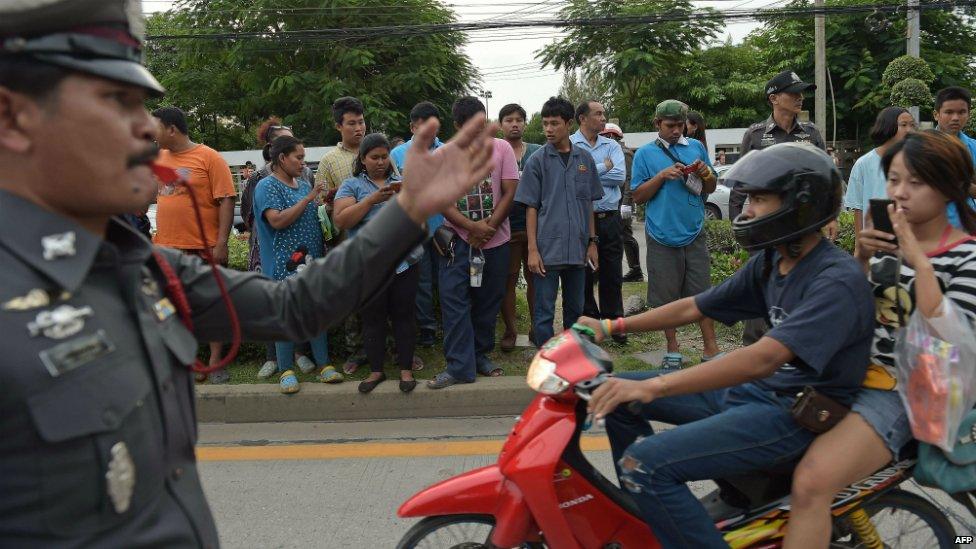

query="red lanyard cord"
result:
[150,163,241,373]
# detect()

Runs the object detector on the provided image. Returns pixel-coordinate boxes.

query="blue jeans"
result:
[606,371,815,549]
[275,334,329,373]
[437,239,510,382]
[531,265,585,347]
[415,242,439,336]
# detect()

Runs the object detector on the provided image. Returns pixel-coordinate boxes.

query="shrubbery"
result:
[705,211,857,285]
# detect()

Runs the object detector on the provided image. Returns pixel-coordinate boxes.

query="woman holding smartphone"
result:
[784,130,976,548]
[334,134,423,393]
[253,135,344,393]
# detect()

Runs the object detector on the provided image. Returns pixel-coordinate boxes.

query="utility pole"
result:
[814,0,827,141]
[481,90,493,119]
[907,0,921,120]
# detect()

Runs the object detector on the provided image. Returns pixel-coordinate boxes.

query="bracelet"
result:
[613,317,626,335]
[599,319,613,339]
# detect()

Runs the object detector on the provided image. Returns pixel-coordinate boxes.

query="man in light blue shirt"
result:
[631,99,722,369]
[391,101,444,346]
[934,86,976,227]
[571,100,628,343]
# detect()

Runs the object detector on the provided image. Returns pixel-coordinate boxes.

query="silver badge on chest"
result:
[106,441,136,514]
[28,305,93,339]
[41,231,76,260]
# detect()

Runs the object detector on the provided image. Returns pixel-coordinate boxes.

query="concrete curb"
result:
[195,376,535,423]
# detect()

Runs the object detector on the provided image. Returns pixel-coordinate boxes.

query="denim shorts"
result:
[851,388,913,459]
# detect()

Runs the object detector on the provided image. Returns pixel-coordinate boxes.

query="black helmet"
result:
[726,142,841,251]
[0,0,164,97]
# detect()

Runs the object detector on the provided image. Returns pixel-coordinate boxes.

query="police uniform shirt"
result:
[0,189,425,547]
[740,115,826,156]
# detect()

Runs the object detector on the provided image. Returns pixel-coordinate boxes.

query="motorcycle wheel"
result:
[831,488,957,548]
[396,514,545,549]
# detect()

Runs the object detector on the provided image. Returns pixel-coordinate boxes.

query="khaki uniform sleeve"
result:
[168,199,426,342]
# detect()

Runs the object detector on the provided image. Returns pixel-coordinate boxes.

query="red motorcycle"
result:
[397,326,959,548]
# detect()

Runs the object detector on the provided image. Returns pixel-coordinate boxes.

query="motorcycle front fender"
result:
[397,464,535,546]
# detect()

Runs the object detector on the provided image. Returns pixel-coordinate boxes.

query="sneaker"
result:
[257,360,277,379]
[660,352,685,370]
[296,355,316,374]
[317,365,344,383]
[207,368,230,384]
[279,370,299,394]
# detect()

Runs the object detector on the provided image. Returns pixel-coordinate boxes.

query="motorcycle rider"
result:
[579,143,876,548]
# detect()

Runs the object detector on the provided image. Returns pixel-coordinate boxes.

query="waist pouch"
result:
[432,226,456,259]
[791,386,850,433]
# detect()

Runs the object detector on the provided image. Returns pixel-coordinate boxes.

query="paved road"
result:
[198,417,974,548]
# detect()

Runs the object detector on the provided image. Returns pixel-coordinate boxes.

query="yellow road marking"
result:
[197,436,611,462]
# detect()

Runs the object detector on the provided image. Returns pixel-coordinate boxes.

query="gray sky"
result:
[142,0,773,121]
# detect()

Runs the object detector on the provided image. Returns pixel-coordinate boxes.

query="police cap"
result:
[764,70,815,97]
[0,0,164,97]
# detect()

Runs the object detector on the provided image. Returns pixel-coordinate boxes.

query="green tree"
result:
[523,112,546,145]
[145,0,477,150]
[537,0,723,131]
[558,70,611,109]
[746,0,976,142]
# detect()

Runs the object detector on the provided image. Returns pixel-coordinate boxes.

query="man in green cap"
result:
[0,1,499,545]
[609,99,722,370]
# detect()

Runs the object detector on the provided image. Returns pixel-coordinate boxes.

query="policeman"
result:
[730,70,826,221]
[731,70,829,346]
[0,1,497,546]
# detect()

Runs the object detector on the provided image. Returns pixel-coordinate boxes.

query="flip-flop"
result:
[702,352,727,362]
[411,356,425,372]
[342,359,359,375]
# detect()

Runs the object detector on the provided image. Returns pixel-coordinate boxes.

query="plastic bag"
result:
[895,297,976,452]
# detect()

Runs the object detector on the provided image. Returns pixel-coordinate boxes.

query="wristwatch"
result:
[589,236,600,244]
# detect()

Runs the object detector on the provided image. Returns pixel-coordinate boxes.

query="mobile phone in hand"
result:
[681,164,698,175]
[869,198,897,244]
[388,182,402,193]
[587,258,597,271]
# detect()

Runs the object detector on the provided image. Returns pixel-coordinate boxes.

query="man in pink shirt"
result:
[428,96,519,389]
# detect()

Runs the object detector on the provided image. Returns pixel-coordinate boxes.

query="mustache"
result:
[127,144,160,168]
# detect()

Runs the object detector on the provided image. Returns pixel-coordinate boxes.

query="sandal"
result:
[342,358,360,375]
[317,365,344,383]
[702,351,727,362]
[660,352,685,370]
[411,356,425,372]
[279,370,299,394]
[477,359,503,377]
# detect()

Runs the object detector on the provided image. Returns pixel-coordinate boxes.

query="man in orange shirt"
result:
[153,106,237,382]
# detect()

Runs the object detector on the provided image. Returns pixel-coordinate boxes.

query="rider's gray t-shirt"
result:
[695,239,875,404]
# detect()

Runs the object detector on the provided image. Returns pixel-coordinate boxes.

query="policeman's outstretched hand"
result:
[397,116,498,226]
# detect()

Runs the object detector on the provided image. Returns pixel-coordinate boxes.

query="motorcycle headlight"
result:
[526,354,569,395]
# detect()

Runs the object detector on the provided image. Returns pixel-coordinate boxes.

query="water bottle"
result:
[470,248,485,288]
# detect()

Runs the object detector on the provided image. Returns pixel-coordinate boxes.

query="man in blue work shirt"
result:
[391,101,444,347]
[933,86,976,227]
[631,99,723,369]
[515,96,603,346]
[571,100,628,344]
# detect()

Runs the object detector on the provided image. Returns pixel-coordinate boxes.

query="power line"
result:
[147,0,974,41]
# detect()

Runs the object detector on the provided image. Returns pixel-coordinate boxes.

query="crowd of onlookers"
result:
[143,71,976,396]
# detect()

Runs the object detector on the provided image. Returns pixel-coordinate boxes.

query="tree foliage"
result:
[558,70,611,110]
[145,0,477,150]
[537,0,723,131]
[746,0,976,141]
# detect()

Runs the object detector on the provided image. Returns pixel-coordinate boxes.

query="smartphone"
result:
[869,198,897,244]
[681,164,698,175]
[587,258,597,271]
[388,182,402,193]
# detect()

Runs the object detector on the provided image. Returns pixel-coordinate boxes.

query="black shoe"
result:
[623,269,644,282]
[399,379,418,393]
[358,373,387,394]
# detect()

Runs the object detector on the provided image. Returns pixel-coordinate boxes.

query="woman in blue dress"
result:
[253,135,344,393]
